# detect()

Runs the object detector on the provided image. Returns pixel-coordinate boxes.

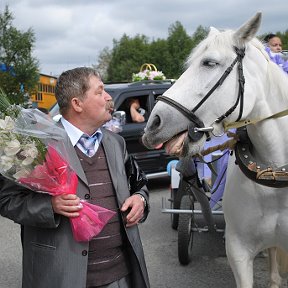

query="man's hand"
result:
[121,194,145,227]
[51,194,82,218]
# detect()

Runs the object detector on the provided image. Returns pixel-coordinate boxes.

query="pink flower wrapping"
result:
[18,145,116,242]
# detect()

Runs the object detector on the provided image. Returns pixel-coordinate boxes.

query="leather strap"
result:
[224,108,288,131]
[235,127,288,188]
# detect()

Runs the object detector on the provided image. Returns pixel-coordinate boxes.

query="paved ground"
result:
[140,179,288,288]
[0,217,22,288]
[0,178,287,287]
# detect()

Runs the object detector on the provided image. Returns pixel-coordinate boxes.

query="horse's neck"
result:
[255,65,288,112]
[246,69,288,167]
[247,119,288,167]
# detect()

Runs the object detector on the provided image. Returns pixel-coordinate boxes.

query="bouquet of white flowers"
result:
[0,88,115,242]
[132,63,166,82]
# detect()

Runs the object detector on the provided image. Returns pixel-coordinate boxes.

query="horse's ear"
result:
[233,12,262,45]
[209,27,220,36]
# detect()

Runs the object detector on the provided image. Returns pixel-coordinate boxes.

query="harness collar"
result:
[235,127,288,188]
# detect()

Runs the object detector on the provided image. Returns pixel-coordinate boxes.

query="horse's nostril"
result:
[151,115,161,129]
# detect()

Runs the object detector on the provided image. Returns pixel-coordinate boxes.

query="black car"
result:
[49,79,178,178]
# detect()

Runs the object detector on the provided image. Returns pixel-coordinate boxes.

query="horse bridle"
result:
[157,46,246,142]
[157,47,288,187]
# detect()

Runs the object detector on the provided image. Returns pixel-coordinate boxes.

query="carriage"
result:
[163,139,228,265]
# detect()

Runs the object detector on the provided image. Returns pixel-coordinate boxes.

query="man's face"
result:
[269,37,282,53]
[81,76,113,128]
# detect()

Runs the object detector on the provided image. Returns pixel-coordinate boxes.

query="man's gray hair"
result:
[55,67,101,115]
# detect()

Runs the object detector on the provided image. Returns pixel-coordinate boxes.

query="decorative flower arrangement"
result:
[132,63,166,82]
[0,88,115,242]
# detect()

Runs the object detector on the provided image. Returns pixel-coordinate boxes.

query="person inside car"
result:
[129,98,146,123]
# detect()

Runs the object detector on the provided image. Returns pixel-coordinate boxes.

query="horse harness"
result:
[234,127,288,188]
[157,46,288,187]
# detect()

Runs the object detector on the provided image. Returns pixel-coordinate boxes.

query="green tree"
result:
[106,34,150,82]
[191,25,209,47]
[275,31,288,51]
[105,21,209,81]
[148,39,172,78]
[0,5,39,104]
[280,30,288,50]
[93,46,112,82]
[166,21,194,78]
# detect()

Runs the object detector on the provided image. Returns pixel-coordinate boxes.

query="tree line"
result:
[0,6,39,105]
[95,24,288,83]
[95,22,209,82]
[0,5,287,104]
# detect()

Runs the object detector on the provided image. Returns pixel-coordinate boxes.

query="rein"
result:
[224,108,288,131]
[234,127,288,188]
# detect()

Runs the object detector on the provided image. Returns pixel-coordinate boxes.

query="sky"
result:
[3,0,287,77]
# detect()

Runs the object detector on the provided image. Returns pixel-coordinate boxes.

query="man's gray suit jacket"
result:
[0,127,150,288]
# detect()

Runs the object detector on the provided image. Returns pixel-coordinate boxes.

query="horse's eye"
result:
[202,60,218,67]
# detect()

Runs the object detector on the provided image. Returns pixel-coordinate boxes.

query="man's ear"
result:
[71,97,83,112]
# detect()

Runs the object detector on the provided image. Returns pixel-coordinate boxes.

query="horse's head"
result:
[142,12,266,157]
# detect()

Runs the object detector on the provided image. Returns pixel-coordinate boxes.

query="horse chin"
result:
[187,137,206,157]
[164,131,188,156]
[176,135,205,158]
[143,129,206,158]
[163,131,206,158]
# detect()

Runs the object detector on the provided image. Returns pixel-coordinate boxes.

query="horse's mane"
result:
[185,29,288,102]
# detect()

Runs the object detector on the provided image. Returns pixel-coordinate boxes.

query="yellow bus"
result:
[31,73,57,109]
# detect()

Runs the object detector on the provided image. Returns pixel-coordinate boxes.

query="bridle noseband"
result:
[157,46,246,142]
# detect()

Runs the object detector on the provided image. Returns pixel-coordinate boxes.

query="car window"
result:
[117,95,149,124]
[153,93,163,105]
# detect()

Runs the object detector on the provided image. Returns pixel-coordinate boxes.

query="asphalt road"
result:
[0,178,287,288]
[141,178,287,288]
[0,216,22,288]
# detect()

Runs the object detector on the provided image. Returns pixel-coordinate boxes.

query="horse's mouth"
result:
[161,131,188,157]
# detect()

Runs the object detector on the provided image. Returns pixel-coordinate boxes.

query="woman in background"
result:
[264,34,288,73]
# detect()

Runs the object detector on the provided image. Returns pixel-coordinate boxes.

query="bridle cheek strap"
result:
[215,47,245,123]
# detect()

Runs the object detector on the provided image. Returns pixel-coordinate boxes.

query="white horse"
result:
[142,13,288,288]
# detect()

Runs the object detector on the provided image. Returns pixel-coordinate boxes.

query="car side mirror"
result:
[113,111,126,126]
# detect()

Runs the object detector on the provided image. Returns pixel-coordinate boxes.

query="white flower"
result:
[0,116,15,130]
[18,143,38,166]
[0,89,48,182]
[0,155,14,171]
[13,168,32,180]
[4,139,21,156]
[20,143,38,159]
[21,157,34,166]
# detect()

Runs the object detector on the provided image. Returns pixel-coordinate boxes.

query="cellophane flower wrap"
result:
[0,89,115,242]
